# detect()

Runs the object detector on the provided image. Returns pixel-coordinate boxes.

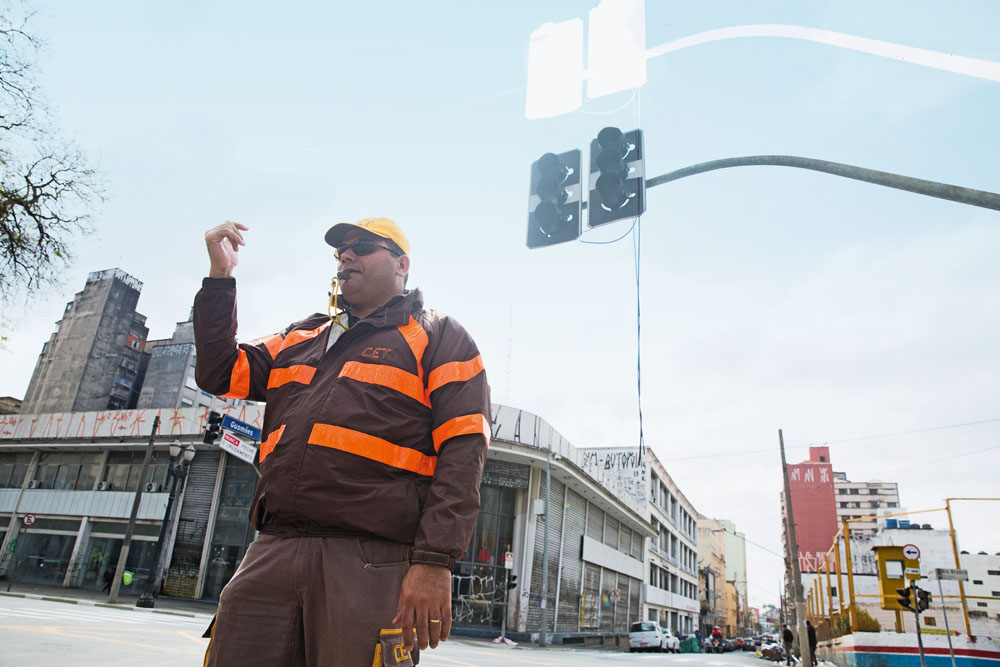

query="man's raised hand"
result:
[205,221,249,278]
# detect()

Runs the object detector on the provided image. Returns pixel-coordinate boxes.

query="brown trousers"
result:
[205,533,415,667]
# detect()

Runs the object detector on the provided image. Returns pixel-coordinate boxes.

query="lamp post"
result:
[136,441,195,608]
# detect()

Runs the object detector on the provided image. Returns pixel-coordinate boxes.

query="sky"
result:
[1,0,998,610]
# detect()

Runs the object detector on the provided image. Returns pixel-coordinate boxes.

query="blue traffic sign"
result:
[221,415,261,441]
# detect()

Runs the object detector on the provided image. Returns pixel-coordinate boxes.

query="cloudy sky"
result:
[2,0,998,609]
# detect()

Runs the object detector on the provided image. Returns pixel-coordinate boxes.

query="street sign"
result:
[221,415,261,441]
[504,552,514,570]
[935,568,969,581]
[6,538,16,552]
[609,588,621,602]
[220,431,258,465]
[902,544,921,559]
[905,567,922,580]
[22,514,35,526]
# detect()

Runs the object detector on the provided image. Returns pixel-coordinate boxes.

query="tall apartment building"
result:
[832,472,902,537]
[780,446,838,573]
[21,269,149,414]
[646,450,700,634]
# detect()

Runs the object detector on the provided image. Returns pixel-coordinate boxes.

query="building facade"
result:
[21,269,149,414]
[0,404,653,643]
[698,516,727,635]
[832,472,902,537]
[780,446,839,573]
[643,449,700,635]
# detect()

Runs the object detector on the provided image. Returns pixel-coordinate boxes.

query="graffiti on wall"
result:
[578,447,647,515]
[452,570,499,625]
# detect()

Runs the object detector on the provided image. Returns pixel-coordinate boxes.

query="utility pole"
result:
[539,440,552,646]
[108,415,160,604]
[779,429,812,667]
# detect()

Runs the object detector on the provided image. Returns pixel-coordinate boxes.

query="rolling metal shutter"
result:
[527,477,564,631]
[556,488,586,631]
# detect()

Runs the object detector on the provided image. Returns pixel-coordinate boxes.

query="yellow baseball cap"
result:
[324,217,410,255]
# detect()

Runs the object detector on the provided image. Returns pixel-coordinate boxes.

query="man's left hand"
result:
[392,563,452,651]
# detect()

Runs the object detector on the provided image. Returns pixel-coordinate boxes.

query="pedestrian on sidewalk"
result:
[782,624,795,666]
[197,217,490,667]
[806,620,818,665]
[101,565,115,594]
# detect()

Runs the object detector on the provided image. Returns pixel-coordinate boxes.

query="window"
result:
[992,591,1000,597]
[987,570,1000,576]
[840,502,848,508]
[973,580,983,585]
[888,502,898,508]
[850,489,860,495]
[924,616,936,626]
[838,489,847,495]
[977,602,988,608]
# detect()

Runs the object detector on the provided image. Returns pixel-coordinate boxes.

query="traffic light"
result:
[204,411,223,445]
[916,588,931,612]
[527,149,582,248]
[896,586,913,611]
[507,574,518,591]
[588,126,645,227]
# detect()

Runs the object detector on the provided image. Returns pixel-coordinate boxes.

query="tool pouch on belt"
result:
[371,629,420,667]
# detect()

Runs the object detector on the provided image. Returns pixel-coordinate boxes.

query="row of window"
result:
[648,563,696,600]
[837,486,896,495]
[649,474,696,541]
[838,501,898,509]
[0,451,172,492]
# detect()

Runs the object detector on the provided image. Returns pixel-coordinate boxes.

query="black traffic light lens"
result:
[535,201,569,236]
[597,126,624,150]
[536,176,568,205]
[597,173,628,209]
[537,152,562,179]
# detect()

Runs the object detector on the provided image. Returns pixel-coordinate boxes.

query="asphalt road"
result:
[0,596,771,667]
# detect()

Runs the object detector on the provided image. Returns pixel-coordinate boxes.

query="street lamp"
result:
[136,441,196,608]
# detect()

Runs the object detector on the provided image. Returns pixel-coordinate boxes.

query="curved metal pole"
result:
[646,156,1000,212]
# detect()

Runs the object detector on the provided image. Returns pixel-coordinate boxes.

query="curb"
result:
[0,590,213,619]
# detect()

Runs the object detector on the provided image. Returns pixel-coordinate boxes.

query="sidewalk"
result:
[0,580,218,620]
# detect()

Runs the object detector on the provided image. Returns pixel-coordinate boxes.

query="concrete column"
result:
[62,517,93,588]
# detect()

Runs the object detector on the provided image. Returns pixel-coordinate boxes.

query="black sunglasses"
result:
[335,240,402,259]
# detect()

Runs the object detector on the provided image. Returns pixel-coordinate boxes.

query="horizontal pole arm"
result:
[646,156,1000,212]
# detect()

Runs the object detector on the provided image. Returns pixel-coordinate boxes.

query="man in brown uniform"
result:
[196,217,490,666]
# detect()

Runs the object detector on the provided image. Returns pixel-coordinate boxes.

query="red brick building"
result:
[781,446,838,573]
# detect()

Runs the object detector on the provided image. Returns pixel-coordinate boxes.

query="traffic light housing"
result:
[204,411,223,445]
[507,574,518,590]
[527,150,582,248]
[896,586,913,611]
[588,126,645,227]
[916,588,931,611]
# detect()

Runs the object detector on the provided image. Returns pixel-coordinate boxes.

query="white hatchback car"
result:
[629,621,681,653]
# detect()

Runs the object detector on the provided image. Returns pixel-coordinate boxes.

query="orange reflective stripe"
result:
[222,349,250,399]
[432,414,491,452]
[427,355,485,395]
[397,317,429,387]
[308,424,437,476]
[279,322,330,354]
[253,333,284,360]
[259,424,285,463]
[338,361,430,407]
[268,365,317,389]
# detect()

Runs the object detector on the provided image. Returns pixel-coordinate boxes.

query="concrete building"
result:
[962,551,1000,623]
[21,269,149,414]
[780,446,840,573]
[137,317,249,412]
[698,516,727,635]
[720,518,748,617]
[0,397,21,415]
[832,472,902,537]
[642,449,700,635]
[0,404,653,643]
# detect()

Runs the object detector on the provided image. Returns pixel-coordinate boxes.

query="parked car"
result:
[628,621,681,653]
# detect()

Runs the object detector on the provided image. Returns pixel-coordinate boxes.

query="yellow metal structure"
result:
[872,545,919,611]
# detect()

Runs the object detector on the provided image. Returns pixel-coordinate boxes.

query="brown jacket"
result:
[193,279,490,564]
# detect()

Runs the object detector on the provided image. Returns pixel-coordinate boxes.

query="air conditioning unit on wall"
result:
[96,481,112,491]
[145,482,163,493]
